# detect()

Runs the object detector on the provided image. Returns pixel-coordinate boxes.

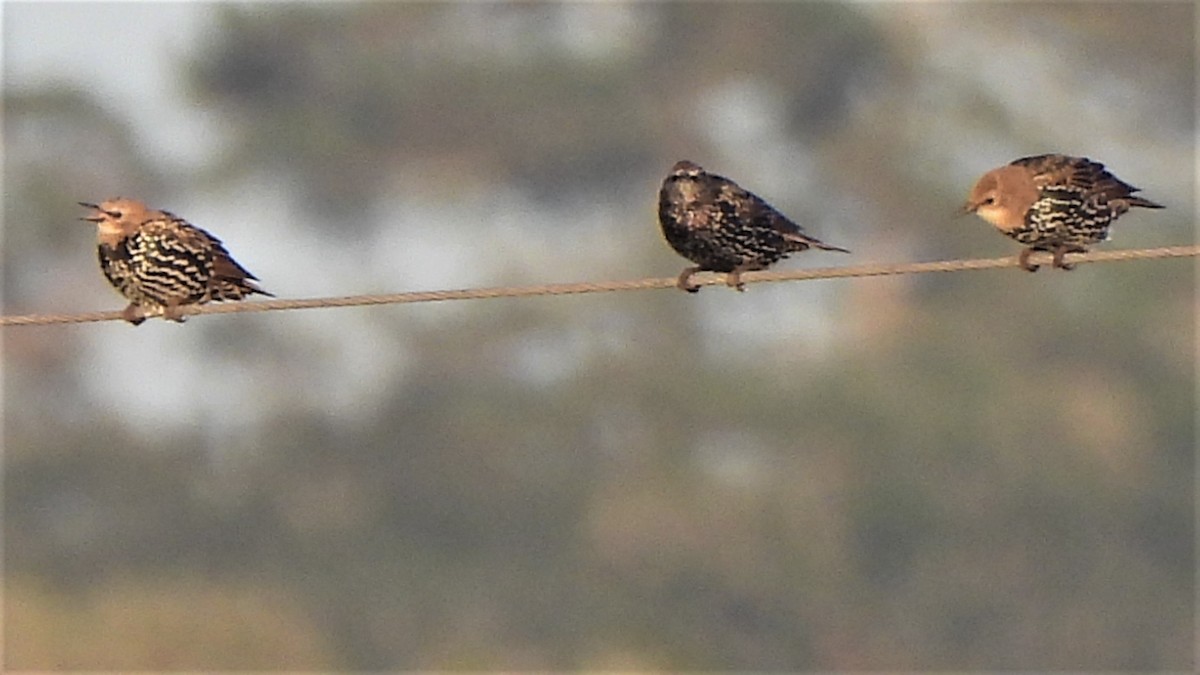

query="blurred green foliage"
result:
[4,2,1194,670]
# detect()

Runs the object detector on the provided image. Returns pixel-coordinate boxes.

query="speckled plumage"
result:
[657,160,849,292]
[963,154,1163,271]
[80,198,272,324]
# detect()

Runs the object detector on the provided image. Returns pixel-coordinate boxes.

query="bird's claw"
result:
[1052,246,1083,270]
[1018,248,1040,273]
[162,303,188,323]
[677,267,702,293]
[121,304,147,326]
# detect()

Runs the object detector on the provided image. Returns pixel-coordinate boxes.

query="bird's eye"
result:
[106,209,123,218]
[982,197,996,206]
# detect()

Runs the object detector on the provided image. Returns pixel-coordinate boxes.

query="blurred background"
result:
[3,2,1194,670]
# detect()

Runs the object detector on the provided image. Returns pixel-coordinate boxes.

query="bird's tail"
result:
[242,281,275,298]
[813,240,852,254]
[213,254,275,299]
[787,231,850,254]
[211,278,274,301]
[1127,195,1165,209]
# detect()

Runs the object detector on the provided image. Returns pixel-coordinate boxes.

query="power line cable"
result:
[2,245,1195,327]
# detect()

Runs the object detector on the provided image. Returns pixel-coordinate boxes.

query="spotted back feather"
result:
[1011,154,1164,212]
[658,161,848,275]
[85,199,272,317]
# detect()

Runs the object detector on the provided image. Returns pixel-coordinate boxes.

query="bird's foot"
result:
[121,304,147,326]
[1052,246,1085,270]
[676,267,702,293]
[724,271,747,292]
[1018,248,1040,273]
[161,302,188,323]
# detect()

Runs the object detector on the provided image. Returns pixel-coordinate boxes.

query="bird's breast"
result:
[96,221,131,249]
[973,204,1027,233]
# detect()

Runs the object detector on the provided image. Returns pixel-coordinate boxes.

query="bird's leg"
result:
[1017,248,1040,273]
[161,300,188,323]
[1052,245,1085,271]
[724,271,747,292]
[676,266,702,293]
[121,303,147,326]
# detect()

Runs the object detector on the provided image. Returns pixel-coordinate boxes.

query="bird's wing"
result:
[709,179,798,236]
[212,251,260,282]
[1073,162,1153,206]
[162,218,258,282]
[1012,154,1120,196]
[1010,154,1075,187]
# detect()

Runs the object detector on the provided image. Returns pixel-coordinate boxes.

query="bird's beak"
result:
[78,201,104,222]
[957,201,978,218]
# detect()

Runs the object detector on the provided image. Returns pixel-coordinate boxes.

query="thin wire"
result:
[2,244,1196,327]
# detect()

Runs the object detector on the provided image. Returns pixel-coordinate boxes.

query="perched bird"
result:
[962,154,1163,272]
[79,198,273,325]
[658,160,849,292]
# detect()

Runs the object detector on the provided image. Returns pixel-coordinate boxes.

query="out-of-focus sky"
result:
[4,3,1193,669]
[5,3,1193,439]
[7,4,215,168]
[6,3,857,435]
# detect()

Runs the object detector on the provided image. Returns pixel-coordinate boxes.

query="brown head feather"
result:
[962,164,1040,233]
[669,160,704,177]
[80,198,154,247]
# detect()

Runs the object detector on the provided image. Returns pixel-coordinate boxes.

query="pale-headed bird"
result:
[963,154,1163,271]
[80,198,273,325]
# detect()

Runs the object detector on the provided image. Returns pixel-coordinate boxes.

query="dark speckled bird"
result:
[963,154,1163,272]
[80,198,273,325]
[657,160,849,292]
